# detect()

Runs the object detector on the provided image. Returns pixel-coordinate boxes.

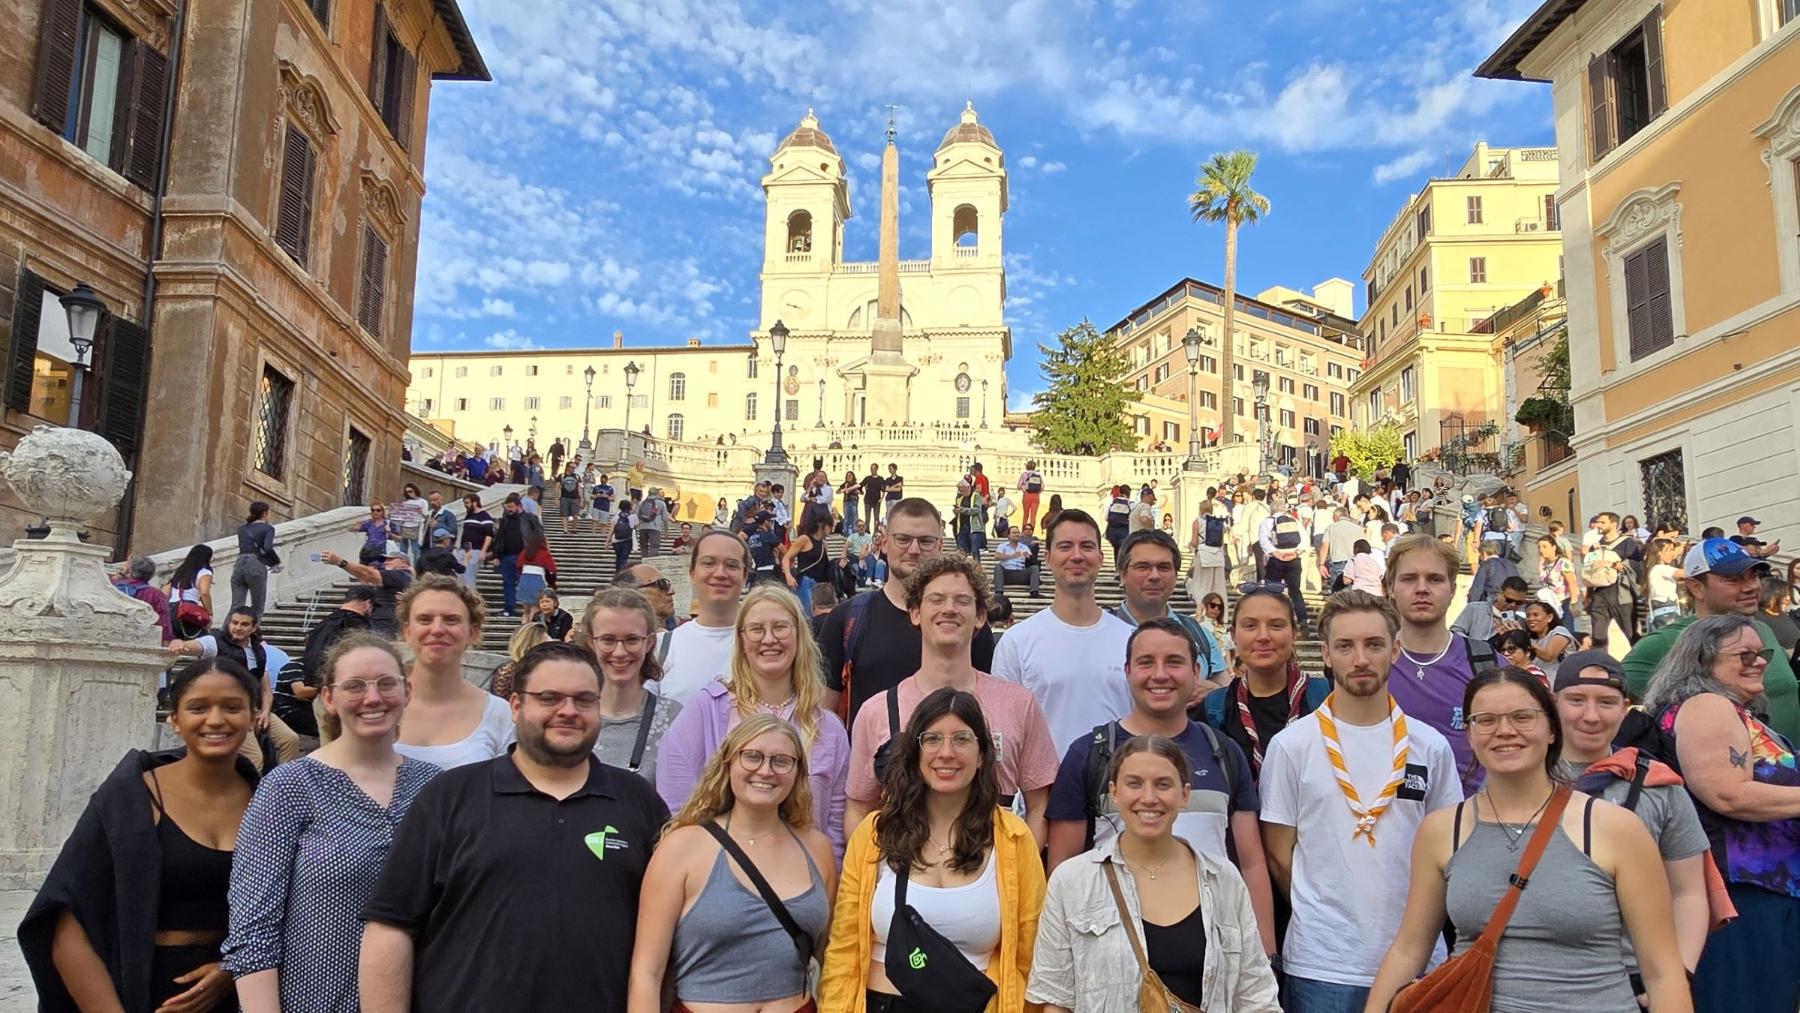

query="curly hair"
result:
[727,585,825,746]
[903,551,992,616]
[875,687,999,875]
[667,713,814,835]
[397,573,486,633]
[573,587,664,685]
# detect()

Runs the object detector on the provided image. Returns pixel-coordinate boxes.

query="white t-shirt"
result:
[1259,706,1461,987]
[394,693,516,769]
[990,608,1133,755]
[655,620,736,705]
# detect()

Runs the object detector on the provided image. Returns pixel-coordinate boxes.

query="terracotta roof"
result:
[775,110,838,156]
[1475,0,1592,82]
[937,101,997,150]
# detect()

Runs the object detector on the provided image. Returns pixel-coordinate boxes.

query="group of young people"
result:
[20,486,1800,1013]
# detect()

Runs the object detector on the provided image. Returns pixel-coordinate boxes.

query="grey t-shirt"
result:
[593,692,682,786]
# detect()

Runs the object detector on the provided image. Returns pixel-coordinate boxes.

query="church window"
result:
[524,397,539,410]
[952,205,979,249]
[747,357,759,379]
[668,373,686,401]
[785,399,799,421]
[667,414,684,440]
[559,396,572,409]
[956,397,970,419]
[707,392,718,407]
[745,393,758,420]
[786,210,813,254]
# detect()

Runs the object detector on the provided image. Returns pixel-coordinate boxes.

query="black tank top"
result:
[794,536,830,577]
[1143,904,1207,1006]
[148,768,233,933]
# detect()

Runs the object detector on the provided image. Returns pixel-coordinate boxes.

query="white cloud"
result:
[1372,149,1435,185]
[1018,154,1039,168]
[1040,160,1066,173]
[484,329,539,349]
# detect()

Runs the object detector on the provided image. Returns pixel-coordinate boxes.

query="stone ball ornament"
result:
[0,426,131,534]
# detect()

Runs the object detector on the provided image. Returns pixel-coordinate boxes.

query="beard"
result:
[517,718,598,767]
[1334,668,1390,698]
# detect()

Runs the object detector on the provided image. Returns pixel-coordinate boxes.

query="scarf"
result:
[1235,662,1307,775]
[1315,692,1409,846]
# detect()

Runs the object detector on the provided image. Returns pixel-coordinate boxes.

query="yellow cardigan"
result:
[818,808,1047,1013]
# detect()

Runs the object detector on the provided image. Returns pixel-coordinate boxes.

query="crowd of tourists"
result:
[29,444,1800,1013]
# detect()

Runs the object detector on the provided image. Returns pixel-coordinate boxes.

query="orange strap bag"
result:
[1389,785,1571,1013]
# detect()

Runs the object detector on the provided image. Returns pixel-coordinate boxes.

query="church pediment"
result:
[763,164,840,186]
[835,354,919,381]
[927,155,1006,179]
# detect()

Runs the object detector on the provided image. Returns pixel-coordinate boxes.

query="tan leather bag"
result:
[1102,860,1204,1013]
[1388,786,1572,1013]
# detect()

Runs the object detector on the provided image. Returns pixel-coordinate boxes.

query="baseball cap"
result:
[1552,650,1629,695]
[1683,537,1770,578]
[1737,515,1760,526]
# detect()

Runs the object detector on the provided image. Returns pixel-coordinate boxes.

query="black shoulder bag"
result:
[870,688,903,786]
[882,859,998,1013]
[626,692,658,774]
[698,822,815,969]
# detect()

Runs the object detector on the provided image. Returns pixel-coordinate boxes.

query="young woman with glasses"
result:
[576,588,683,785]
[820,688,1047,1012]
[628,714,836,1013]
[657,585,850,855]
[1368,668,1688,1012]
[224,634,438,1012]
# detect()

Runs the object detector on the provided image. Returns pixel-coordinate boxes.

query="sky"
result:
[413,0,1556,408]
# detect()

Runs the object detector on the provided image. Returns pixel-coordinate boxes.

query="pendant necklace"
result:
[726,815,776,846]
[1482,790,1554,853]
[1398,638,1452,680]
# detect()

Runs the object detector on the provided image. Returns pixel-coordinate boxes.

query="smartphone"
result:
[310,552,323,563]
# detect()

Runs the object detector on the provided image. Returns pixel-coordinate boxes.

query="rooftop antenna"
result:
[886,103,897,143]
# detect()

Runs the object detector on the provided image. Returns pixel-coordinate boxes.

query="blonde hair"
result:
[1316,588,1402,642]
[318,633,407,739]
[1382,533,1461,592]
[507,622,549,662]
[398,574,486,634]
[666,713,814,835]
[728,585,825,747]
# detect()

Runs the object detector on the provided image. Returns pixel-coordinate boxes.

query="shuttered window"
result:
[357,226,388,337]
[1588,6,1667,163]
[30,1,167,188]
[367,4,416,150]
[95,315,149,457]
[309,0,331,28]
[1470,257,1487,283]
[1624,236,1675,360]
[275,124,314,266]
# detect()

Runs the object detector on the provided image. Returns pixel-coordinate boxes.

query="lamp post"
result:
[816,378,825,428]
[578,363,596,453]
[529,415,538,443]
[503,424,513,448]
[1252,372,1271,477]
[1181,325,1205,471]
[980,378,989,428]
[59,283,106,428]
[766,320,789,464]
[622,359,640,435]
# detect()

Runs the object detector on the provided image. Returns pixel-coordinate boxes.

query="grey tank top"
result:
[1444,808,1638,1012]
[671,827,829,1003]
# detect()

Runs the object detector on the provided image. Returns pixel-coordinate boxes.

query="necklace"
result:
[1398,636,1453,680]
[1482,789,1555,852]
[753,694,796,716]
[1125,853,1172,881]
[725,815,778,846]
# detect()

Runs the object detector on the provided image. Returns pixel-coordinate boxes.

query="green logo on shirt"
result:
[585,825,627,860]
[908,947,926,970]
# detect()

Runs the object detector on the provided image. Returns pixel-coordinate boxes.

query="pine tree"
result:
[1030,319,1142,456]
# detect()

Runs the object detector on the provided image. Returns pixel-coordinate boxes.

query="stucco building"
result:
[1348,143,1566,462]
[1480,0,1800,540]
[0,0,485,553]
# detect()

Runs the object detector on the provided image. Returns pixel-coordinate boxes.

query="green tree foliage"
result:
[1030,319,1143,456]
[1188,150,1270,446]
[1329,424,1405,480]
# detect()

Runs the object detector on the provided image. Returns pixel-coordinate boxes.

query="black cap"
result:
[1552,649,1629,695]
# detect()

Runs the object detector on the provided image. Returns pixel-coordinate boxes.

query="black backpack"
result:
[1025,472,1044,493]
[1485,506,1511,531]
[1079,720,1233,849]
[1203,514,1227,548]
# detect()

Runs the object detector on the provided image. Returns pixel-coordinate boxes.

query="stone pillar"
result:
[0,427,165,888]
[754,456,799,522]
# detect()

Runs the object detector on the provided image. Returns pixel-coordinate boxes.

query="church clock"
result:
[954,372,972,393]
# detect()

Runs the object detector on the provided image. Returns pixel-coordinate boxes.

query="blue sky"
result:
[414,0,1555,406]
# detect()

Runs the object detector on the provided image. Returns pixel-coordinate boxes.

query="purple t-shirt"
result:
[1386,634,1483,794]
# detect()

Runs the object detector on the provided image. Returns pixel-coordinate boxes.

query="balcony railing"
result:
[952,246,979,258]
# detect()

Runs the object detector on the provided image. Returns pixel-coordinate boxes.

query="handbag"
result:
[698,822,815,971]
[882,859,998,1013]
[1388,785,1572,1013]
[1102,861,1202,1013]
[175,599,210,630]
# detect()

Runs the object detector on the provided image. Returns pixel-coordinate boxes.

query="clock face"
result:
[780,289,812,322]
[955,372,972,393]
[784,375,801,395]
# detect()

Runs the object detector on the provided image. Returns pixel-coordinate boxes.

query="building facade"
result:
[0,0,484,553]
[409,105,1016,452]
[1480,0,1800,541]
[1102,278,1363,476]
[1347,143,1565,462]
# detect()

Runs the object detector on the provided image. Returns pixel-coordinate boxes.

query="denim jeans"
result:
[497,553,520,615]
[841,499,858,536]
[1285,975,1371,1013]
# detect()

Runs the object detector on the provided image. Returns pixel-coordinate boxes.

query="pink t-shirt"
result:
[846,672,1061,804]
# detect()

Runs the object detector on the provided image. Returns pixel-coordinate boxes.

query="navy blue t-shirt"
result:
[1046,719,1258,859]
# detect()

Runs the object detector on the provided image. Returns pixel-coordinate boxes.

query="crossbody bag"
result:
[882,859,998,1013]
[1102,860,1202,1013]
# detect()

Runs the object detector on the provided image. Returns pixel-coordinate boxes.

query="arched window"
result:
[745,392,758,420]
[669,372,686,401]
[667,414,685,441]
[952,205,979,248]
[786,210,813,253]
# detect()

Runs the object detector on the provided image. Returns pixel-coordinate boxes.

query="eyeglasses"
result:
[1732,647,1777,668]
[518,690,602,711]
[699,556,746,573]
[744,621,796,641]
[922,593,977,610]
[633,577,673,592]
[1238,581,1287,595]
[595,634,648,651]
[1466,708,1545,732]
[333,676,404,698]
[919,730,981,751]
[889,534,943,551]
[736,748,798,774]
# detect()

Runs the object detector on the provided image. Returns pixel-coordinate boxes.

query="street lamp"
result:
[59,283,105,428]
[503,424,513,447]
[1252,372,1271,477]
[1181,326,1205,470]
[529,415,538,443]
[980,378,989,428]
[623,360,640,438]
[578,363,596,453]
[766,320,789,464]
[816,378,825,428]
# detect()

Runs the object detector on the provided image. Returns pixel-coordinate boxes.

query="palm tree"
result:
[1188,150,1270,448]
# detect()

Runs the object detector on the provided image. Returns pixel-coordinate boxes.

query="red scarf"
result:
[1235,661,1306,774]
[1582,747,1737,932]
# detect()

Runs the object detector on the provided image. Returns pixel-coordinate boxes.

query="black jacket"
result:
[300,607,372,683]
[492,511,528,556]
[19,750,258,1012]
[416,545,463,578]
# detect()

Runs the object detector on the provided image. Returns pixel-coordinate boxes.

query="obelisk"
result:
[863,106,915,423]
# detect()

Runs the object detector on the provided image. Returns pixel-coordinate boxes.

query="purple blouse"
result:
[654,680,849,857]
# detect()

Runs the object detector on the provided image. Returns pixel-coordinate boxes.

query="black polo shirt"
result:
[362,750,669,1012]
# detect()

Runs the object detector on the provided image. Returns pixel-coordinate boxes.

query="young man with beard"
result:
[1112,529,1227,692]
[991,509,1135,754]
[1383,533,1499,795]
[1044,618,1278,956]
[1624,537,1799,741]
[819,498,996,727]
[360,643,669,1013]
[1259,590,1461,1011]
[842,554,1060,842]
[653,530,750,704]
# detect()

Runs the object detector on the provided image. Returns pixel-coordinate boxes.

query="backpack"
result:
[833,591,877,724]
[1271,514,1302,550]
[1201,677,1332,731]
[1485,506,1510,532]
[637,498,658,522]
[1108,498,1131,520]
[1080,720,1234,850]
[871,688,903,786]
[560,474,580,496]
[1202,514,1226,548]
[1464,634,1499,677]
[1025,472,1044,493]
